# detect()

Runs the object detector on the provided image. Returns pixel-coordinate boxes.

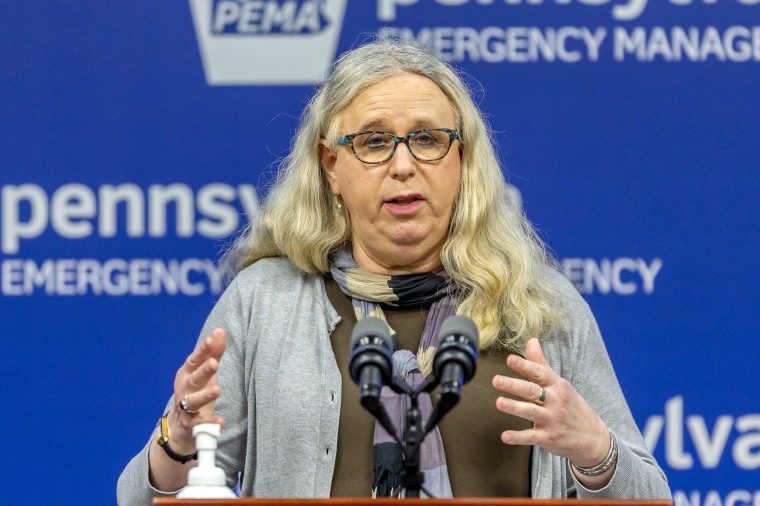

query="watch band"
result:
[157,416,198,464]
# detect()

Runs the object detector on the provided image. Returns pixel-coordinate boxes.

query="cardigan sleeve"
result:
[550,272,671,499]
[117,274,251,505]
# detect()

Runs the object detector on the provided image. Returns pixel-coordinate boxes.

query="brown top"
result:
[324,276,532,498]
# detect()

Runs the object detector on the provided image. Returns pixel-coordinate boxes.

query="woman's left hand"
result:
[492,337,611,469]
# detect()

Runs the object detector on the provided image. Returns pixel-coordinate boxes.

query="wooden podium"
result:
[155,499,672,506]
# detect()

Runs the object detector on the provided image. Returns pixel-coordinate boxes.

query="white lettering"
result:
[644,396,760,470]
[377,0,758,23]
[614,26,760,62]
[197,184,239,237]
[99,184,145,237]
[0,183,259,254]
[148,184,194,237]
[612,0,649,20]
[638,258,662,293]
[666,396,694,469]
[293,0,321,33]
[25,259,55,295]
[55,259,78,296]
[610,257,637,295]
[559,257,662,295]
[674,490,760,506]
[77,259,103,295]
[583,26,607,61]
[614,26,646,61]
[734,415,760,469]
[382,26,609,63]
[214,0,325,34]
[705,491,724,506]
[701,26,727,61]
[0,258,222,296]
[1,184,48,255]
[726,490,753,506]
[213,1,240,32]
[673,490,701,506]
[725,26,752,61]
[687,414,734,468]
[239,2,267,33]
[1,259,24,295]
[51,184,96,239]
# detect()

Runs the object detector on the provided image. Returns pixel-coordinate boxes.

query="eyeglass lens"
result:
[352,130,453,163]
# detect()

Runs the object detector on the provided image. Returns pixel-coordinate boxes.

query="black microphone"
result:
[426,315,479,433]
[349,317,397,438]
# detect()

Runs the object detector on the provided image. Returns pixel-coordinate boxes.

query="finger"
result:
[206,328,227,362]
[183,335,215,374]
[495,396,547,423]
[525,337,550,369]
[492,375,545,403]
[179,384,221,414]
[185,356,220,390]
[506,341,555,386]
[183,329,227,374]
[506,354,553,386]
[500,427,543,446]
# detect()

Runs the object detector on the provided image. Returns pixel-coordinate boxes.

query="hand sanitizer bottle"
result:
[177,423,237,499]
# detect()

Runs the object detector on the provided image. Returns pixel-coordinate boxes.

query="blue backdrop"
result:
[2,1,759,504]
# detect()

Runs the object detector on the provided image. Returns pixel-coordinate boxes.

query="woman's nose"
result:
[389,141,417,180]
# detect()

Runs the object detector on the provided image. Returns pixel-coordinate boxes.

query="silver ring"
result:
[179,394,198,414]
[536,387,547,404]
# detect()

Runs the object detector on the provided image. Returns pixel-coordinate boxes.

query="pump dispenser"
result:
[176,423,237,499]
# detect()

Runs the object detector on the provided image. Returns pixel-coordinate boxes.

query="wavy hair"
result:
[221,38,563,350]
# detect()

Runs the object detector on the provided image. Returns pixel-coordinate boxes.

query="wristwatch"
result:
[156,416,198,464]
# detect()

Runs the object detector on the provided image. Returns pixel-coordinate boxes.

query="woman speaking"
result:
[118,38,670,503]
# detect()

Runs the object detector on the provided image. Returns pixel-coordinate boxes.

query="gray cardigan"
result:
[117,258,670,504]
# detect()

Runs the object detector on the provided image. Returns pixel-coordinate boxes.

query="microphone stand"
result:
[386,375,440,498]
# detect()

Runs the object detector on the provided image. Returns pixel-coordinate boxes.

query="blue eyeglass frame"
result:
[336,128,460,164]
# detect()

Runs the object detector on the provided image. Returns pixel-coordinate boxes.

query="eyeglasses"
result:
[337,128,459,164]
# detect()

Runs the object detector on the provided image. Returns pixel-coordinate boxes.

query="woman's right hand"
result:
[166,328,228,454]
[149,328,228,490]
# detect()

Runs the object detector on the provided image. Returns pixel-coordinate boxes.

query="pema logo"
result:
[188,0,348,85]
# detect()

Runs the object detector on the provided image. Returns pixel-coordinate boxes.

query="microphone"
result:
[349,316,393,411]
[426,315,479,432]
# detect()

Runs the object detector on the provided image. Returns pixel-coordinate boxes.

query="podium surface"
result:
[155,499,672,506]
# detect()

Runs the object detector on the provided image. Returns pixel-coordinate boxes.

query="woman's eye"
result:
[365,134,391,148]
[414,133,436,145]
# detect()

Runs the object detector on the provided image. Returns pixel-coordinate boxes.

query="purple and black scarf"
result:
[330,247,455,498]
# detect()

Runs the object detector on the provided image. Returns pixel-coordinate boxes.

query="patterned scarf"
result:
[330,247,455,498]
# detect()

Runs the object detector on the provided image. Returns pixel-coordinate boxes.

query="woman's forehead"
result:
[338,73,455,132]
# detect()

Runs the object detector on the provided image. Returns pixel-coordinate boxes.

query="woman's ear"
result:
[319,139,340,195]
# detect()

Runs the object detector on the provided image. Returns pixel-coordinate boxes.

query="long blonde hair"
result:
[222,38,563,350]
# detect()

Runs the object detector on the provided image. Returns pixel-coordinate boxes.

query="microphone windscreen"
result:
[438,315,479,349]
[350,316,392,350]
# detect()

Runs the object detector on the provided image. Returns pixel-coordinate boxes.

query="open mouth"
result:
[387,194,423,207]
[389,196,419,206]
